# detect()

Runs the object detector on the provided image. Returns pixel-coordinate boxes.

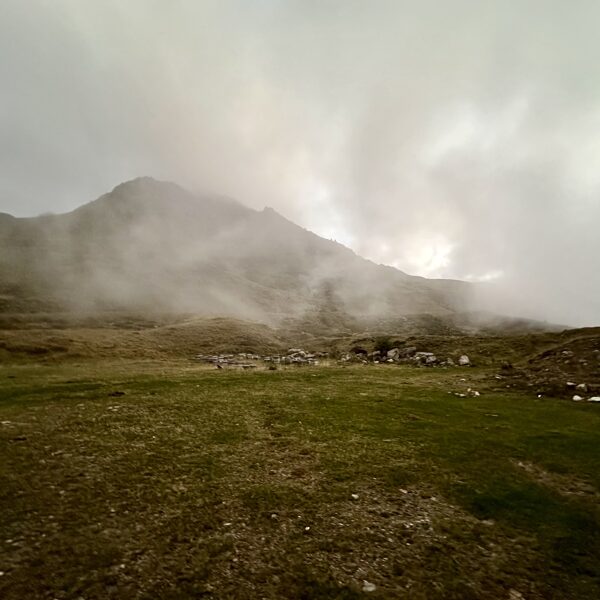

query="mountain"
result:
[0,177,473,324]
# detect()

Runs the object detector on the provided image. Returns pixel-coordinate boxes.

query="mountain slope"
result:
[0,177,472,322]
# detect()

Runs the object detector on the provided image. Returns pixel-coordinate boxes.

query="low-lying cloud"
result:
[1,0,599,325]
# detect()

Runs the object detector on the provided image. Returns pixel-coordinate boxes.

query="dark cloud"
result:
[1,0,599,324]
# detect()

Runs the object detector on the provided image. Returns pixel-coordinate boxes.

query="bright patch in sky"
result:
[405,241,454,277]
[463,270,505,282]
[386,236,454,278]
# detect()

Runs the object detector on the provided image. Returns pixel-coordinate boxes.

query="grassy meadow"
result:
[1,362,599,599]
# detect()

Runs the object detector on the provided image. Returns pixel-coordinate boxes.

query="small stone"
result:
[572,395,583,401]
[576,383,588,392]
[588,397,600,402]
[362,580,376,593]
[351,494,359,500]
[458,355,470,366]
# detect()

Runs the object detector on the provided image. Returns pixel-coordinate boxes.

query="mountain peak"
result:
[109,176,182,195]
[0,178,472,319]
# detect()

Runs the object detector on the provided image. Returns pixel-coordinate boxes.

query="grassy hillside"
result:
[1,363,599,598]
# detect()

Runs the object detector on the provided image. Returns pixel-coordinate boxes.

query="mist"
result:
[1,1,599,326]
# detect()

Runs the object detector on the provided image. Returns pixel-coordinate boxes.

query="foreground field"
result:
[1,363,599,599]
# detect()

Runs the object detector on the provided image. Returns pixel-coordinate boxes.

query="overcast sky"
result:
[1,1,599,325]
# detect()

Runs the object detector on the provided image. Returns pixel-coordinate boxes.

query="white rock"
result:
[351,494,359,500]
[566,381,576,388]
[362,581,376,592]
[458,355,470,366]
[588,396,600,402]
[572,395,583,401]
[576,383,588,392]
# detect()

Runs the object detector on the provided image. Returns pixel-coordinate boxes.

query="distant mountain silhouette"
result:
[0,177,472,322]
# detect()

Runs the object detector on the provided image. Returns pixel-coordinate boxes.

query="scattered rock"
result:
[362,581,376,593]
[196,348,328,368]
[572,395,584,401]
[351,493,359,500]
[588,397,600,403]
[458,355,471,366]
[576,383,588,392]
[413,352,438,366]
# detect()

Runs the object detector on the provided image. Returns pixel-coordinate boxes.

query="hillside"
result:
[0,177,472,323]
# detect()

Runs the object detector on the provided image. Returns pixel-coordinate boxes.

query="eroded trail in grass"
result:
[1,364,599,599]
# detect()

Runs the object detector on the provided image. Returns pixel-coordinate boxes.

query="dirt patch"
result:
[514,460,599,499]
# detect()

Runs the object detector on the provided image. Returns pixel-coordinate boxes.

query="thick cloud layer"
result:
[1,1,599,325]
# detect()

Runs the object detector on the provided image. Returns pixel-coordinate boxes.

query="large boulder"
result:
[414,352,437,366]
[396,346,417,358]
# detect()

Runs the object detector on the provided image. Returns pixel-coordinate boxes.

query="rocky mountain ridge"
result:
[0,177,472,323]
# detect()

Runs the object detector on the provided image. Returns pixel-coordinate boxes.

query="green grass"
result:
[1,363,599,598]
